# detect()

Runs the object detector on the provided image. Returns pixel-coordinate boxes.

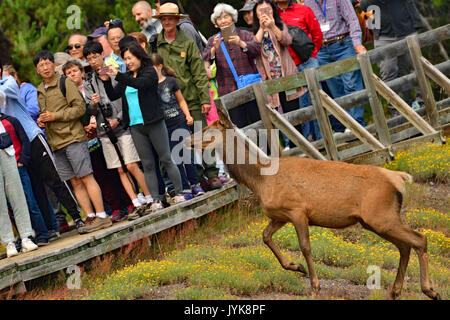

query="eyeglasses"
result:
[36,61,53,69]
[67,43,82,51]
[86,53,103,63]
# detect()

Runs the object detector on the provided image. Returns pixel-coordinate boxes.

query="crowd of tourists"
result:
[0,0,425,258]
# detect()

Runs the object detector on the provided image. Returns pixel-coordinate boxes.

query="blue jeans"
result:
[317,36,366,131]
[297,57,322,141]
[18,166,49,241]
[167,122,199,191]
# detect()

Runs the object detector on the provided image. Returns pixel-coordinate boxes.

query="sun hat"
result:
[154,2,187,19]
[239,0,256,12]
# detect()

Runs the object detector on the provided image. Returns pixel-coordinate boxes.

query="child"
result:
[150,53,205,199]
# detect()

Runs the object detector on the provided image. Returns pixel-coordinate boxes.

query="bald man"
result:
[132,1,162,42]
[67,34,88,60]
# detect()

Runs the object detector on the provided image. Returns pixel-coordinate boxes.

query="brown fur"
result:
[188,117,441,300]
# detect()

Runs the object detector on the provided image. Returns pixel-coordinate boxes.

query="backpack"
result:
[58,75,90,126]
[286,25,315,63]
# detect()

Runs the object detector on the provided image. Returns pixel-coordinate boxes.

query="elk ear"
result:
[216,103,234,129]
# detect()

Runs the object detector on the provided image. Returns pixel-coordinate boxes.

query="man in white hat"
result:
[156,2,223,191]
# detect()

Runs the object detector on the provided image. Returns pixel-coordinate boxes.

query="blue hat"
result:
[87,27,108,39]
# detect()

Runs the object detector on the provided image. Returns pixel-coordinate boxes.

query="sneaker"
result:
[6,242,19,258]
[191,184,205,197]
[112,209,128,223]
[48,230,61,242]
[56,215,70,234]
[219,174,233,185]
[173,194,187,204]
[74,218,85,232]
[78,216,113,234]
[150,200,164,212]
[36,238,50,247]
[208,177,223,190]
[183,191,194,201]
[137,193,147,206]
[21,238,38,253]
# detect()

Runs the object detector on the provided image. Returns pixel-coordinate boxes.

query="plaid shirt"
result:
[304,0,362,47]
[203,28,260,96]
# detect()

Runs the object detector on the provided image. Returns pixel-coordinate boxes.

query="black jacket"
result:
[102,64,164,129]
[360,0,425,39]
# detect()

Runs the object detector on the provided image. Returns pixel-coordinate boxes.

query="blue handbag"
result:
[220,40,262,90]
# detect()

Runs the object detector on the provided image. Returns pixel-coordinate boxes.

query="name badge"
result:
[180,51,186,58]
[320,23,330,32]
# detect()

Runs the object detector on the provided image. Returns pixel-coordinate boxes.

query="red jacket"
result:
[277,2,323,65]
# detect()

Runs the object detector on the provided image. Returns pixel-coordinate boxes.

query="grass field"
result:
[18,139,449,300]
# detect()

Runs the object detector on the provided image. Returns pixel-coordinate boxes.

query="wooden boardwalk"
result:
[0,182,244,292]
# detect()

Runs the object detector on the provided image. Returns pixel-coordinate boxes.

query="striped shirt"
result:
[304,0,362,47]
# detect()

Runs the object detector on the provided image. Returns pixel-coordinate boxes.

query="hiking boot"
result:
[173,194,187,204]
[57,215,71,234]
[150,201,164,212]
[21,238,38,253]
[78,216,112,234]
[6,242,19,258]
[191,184,205,197]
[128,206,145,221]
[208,177,223,191]
[112,209,128,223]
[48,230,61,242]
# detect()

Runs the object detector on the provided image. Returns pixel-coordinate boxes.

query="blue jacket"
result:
[20,82,40,122]
[0,76,42,142]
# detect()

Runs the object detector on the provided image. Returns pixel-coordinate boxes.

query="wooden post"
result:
[372,74,437,135]
[406,35,440,129]
[319,90,386,152]
[265,104,327,160]
[304,68,340,160]
[252,82,282,157]
[421,56,450,94]
[357,52,391,147]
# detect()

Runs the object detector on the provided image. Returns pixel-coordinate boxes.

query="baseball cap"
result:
[87,27,108,40]
[239,0,256,12]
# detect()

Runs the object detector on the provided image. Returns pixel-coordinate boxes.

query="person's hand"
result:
[92,93,100,106]
[108,118,120,130]
[202,104,211,114]
[105,66,118,77]
[228,34,241,46]
[37,117,46,128]
[18,162,24,167]
[259,14,270,29]
[264,15,275,30]
[98,68,110,81]
[205,67,213,80]
[354,45,367,54]
[39,111,56,122]
[186,115,194,126]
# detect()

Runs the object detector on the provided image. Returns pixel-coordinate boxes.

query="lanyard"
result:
[315,0,327,19]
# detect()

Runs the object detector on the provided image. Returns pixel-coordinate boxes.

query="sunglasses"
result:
[67,43,82,51]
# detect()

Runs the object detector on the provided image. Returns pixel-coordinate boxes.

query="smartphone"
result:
[221,24,236,42]
[260,7,272,16]
[99,66,110,75]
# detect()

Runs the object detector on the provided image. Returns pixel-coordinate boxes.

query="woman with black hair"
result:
[100,42,186,212]
[252,0,305,149]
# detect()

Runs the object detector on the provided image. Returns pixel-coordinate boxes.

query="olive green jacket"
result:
[37,74,87,151]
[157,29,210,111]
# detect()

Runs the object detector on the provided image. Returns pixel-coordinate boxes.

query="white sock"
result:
[145,195,153,204]
[132,198,141,207]
[96,212,107,219]
[88,213,96,218]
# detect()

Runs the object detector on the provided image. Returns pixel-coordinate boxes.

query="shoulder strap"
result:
[219,37,239,83]
[59,75,67,98]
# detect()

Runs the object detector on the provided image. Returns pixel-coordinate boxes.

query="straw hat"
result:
[154,2,187,19]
